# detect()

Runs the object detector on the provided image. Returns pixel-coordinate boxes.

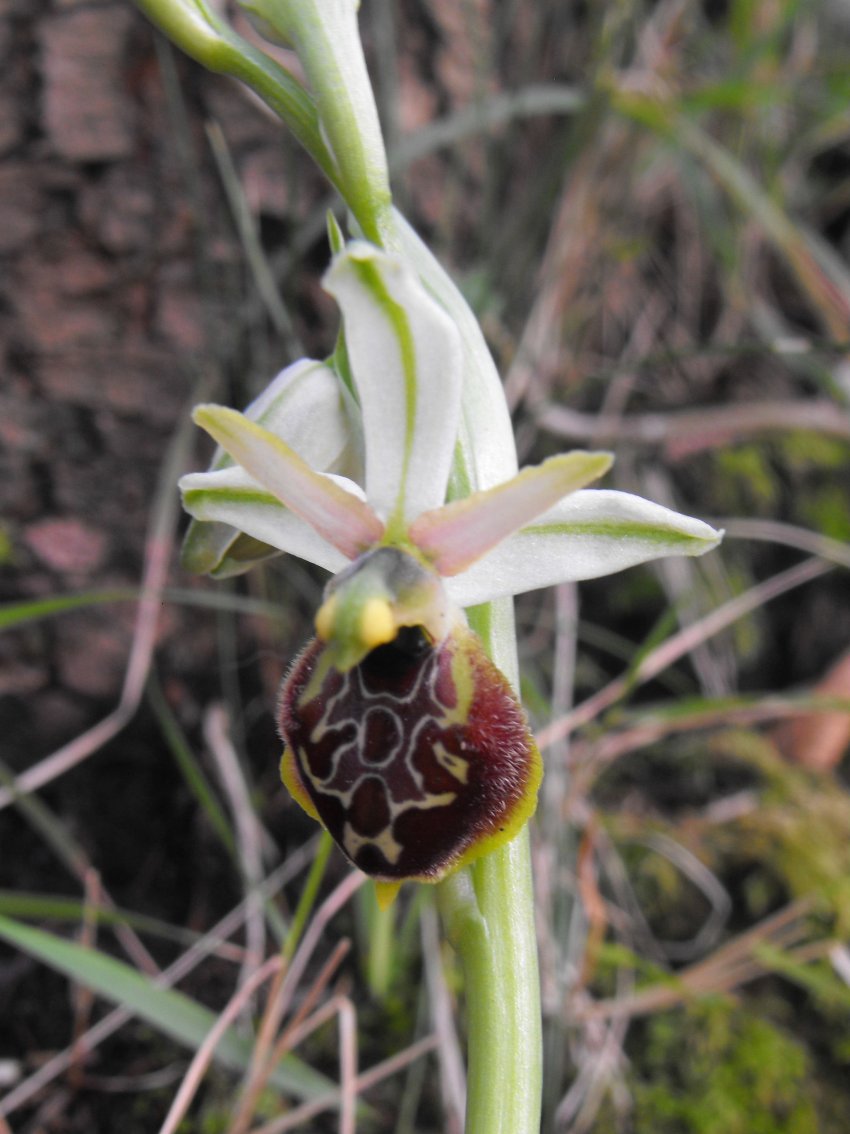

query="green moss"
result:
[594,724,850,1126]
[604,729,850,933]
[704,435,850,532]
[707,731,850,930]
[781,434,850,475]
[712,446,779,513]
[0,524,13,566]
[798,482,850,542]
[628,1003,818,1134]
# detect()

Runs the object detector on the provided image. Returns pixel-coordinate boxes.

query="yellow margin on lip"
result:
[280,746,321,823]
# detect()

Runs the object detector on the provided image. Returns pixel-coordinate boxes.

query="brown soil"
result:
[1,7,325,1121]
[1,2,309,755]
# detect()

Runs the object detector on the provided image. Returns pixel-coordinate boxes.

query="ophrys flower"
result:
[180,242,722,905]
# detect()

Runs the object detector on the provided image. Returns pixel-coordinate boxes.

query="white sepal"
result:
[182,358,359,576]
[180,465,355,575]
[410,451,613,575]
[323,242,463,528]
[240,358,359,477]
[444,489,723,607]
[192,405,384,559]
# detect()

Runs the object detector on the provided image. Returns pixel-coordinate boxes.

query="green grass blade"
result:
[146,672,237,859]
[0,589,138,631]
[0,587,288,633]
[0,891,217,951]
[0,915,333,1100]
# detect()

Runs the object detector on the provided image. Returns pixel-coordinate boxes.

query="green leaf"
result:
[135,0,339,188]
[0,589,138,631]
[0,915,332,1100]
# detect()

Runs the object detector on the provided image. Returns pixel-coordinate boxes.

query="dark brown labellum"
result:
[279,623,541,883]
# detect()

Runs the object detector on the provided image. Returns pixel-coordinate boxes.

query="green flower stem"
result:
[397,213,543,1133]
[135,0,340,190]
[436,598,542,1134]
[358,885,395,1001]
[285,3,392,245]
[241,0,394,246]
[441,834,541,1134]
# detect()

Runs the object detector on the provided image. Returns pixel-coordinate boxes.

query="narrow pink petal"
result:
[193,405,384,560]
[408,451,613,576]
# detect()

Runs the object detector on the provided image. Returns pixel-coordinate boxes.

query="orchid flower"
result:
[180,241,721,907]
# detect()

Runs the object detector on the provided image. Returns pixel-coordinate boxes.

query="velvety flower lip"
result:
[180,242,722,609]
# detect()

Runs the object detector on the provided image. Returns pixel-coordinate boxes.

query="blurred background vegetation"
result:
[2,0,850,1130]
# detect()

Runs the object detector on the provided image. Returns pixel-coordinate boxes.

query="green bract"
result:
[239,0,392,243]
